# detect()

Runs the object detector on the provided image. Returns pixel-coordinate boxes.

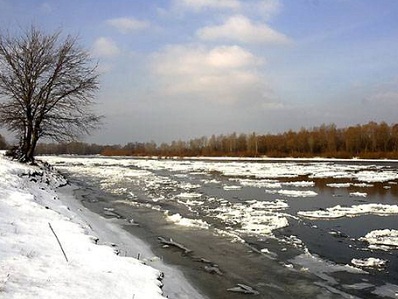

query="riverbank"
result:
[0,155,204,299]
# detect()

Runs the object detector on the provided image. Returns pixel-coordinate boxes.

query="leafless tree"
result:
[0,26,101,163]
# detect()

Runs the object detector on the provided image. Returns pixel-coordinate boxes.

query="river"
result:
[41,156,398,298]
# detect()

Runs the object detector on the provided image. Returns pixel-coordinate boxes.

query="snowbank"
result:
[0,156,164,299]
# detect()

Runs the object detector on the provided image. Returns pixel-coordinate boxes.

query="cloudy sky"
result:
[1,0,398,144]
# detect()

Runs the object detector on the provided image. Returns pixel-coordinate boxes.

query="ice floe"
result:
[327,183,351,188]
[359,229,398,250]
[176,192,202,199]
[290,251,367,286]
[349,192,368,197]
[165,212,210,229]
[351,257,387,269]
[298,203,398,219]
[208,200,289,235]
[266,189,318,198]
[282,181,315,187]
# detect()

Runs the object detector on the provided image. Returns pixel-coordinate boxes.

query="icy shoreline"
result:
[0,155,204,299]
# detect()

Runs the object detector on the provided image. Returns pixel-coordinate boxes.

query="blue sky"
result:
[1,0,398,144]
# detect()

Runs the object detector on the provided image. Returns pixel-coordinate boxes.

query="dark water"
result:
[44,156,398,298]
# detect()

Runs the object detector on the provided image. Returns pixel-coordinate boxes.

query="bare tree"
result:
[0,26,101,163]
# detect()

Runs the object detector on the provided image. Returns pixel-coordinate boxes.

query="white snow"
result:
[0,155,204,299]
[298,203,398,219]
[359,229,398,250]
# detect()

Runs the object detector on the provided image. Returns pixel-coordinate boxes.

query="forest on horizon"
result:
[16,121,398,159]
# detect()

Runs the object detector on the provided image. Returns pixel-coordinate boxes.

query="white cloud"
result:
[197,15,290,44]
[92,37,120,57]
[107,17,150,33]
[150,44,270,104]
[173,0,241,11]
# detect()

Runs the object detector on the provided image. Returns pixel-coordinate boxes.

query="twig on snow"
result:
[48,222,69,263]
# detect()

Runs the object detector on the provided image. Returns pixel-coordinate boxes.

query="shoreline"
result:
[57,183,207,299]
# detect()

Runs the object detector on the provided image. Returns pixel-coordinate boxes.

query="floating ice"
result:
[349,192,367,197]
[359,229,398,250]
[238,179,280,188]
[175,192,202,199]
[282,181,315,187]
[327,183,351,188]
[223,185,242,190]
[351,257,387,269]
[165,213,210,229]
[209,200,289,235]
[298,203,398,220]
[290,252,367,286]
[356,171,398,183]
[266,189,318,198]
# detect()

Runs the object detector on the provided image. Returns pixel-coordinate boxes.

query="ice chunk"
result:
[359,229,398,250]
[298,204,398,220]
[351,257,387,269]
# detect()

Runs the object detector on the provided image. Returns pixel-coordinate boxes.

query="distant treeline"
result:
[31,122,398,159]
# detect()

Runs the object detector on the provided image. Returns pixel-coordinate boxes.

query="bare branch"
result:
[0,26,101,162]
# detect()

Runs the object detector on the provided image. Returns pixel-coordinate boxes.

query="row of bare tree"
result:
[34,122,398,159]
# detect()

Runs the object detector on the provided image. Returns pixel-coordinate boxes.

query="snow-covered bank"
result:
[0,156,203,299]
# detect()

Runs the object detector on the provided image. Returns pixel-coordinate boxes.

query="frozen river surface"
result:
[42,156,398,298]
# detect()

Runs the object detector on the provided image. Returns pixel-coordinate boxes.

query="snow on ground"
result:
[359,229,398,251]
[0,156,204,299]
[298,203,398,219]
